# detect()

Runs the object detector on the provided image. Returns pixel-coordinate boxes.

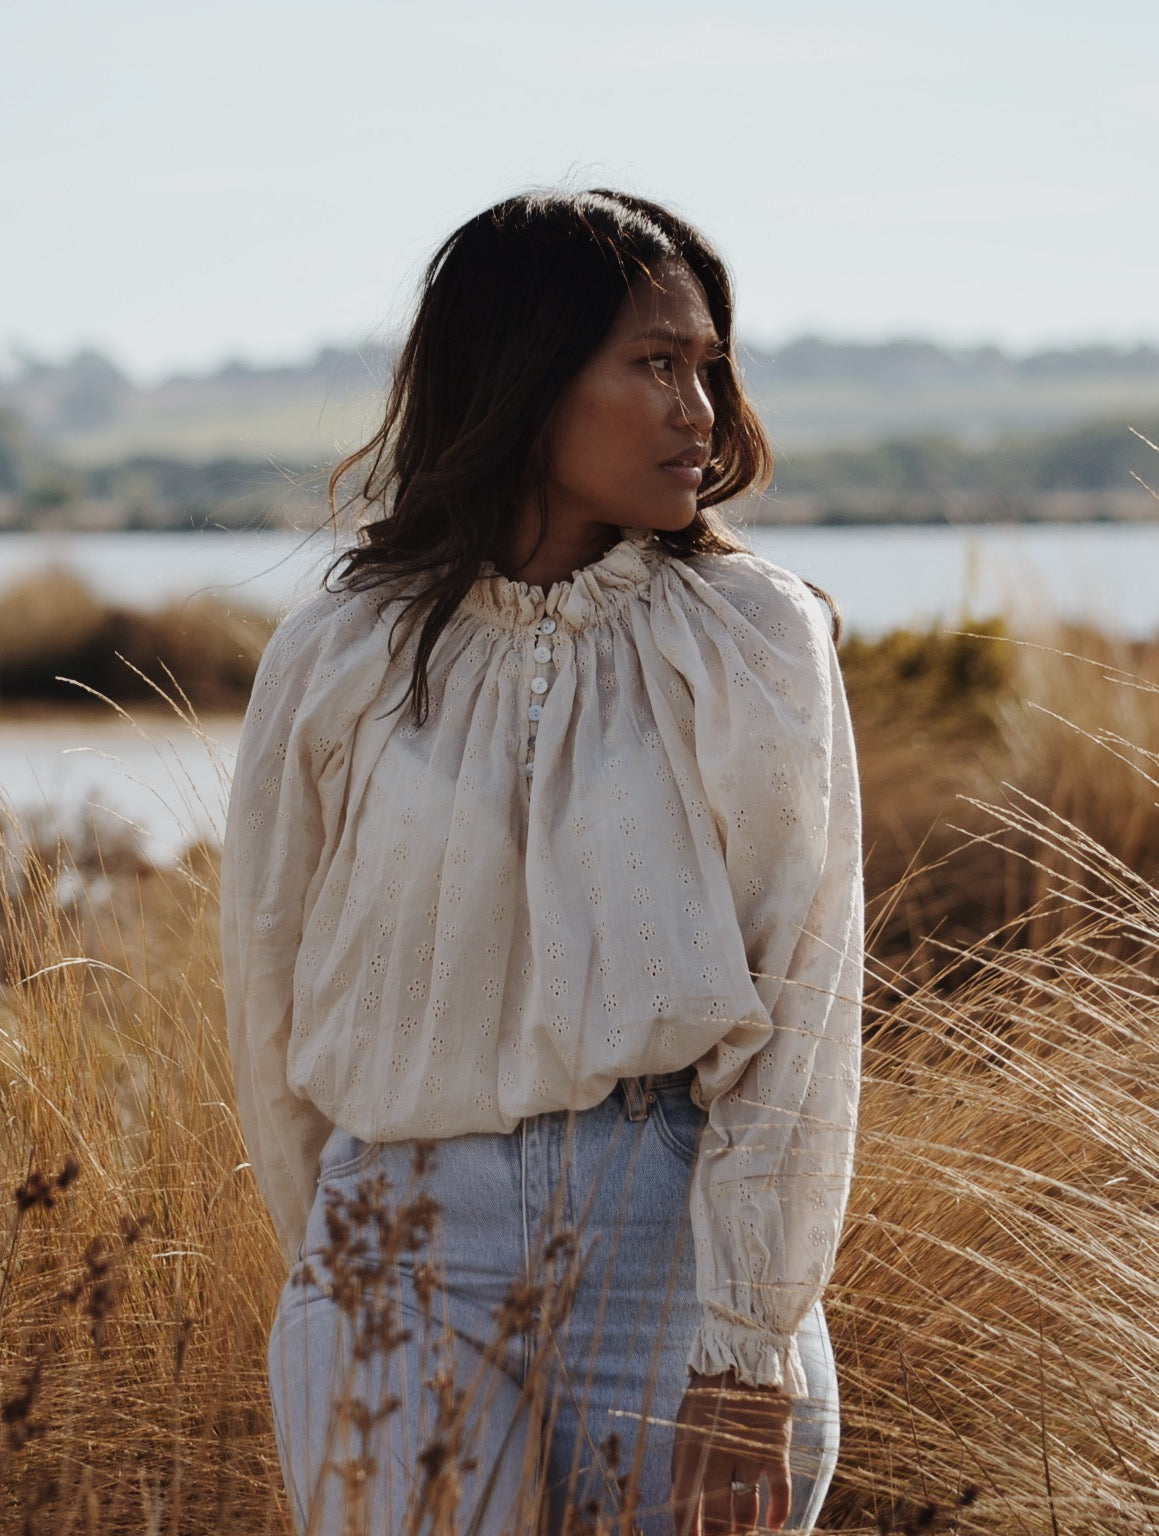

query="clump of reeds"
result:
[0,568,274,710]
[847,623,1159,988]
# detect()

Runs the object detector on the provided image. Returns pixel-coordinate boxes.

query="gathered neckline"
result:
[464,530,662,630]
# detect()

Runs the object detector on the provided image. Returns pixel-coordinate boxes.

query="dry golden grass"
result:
[0,831,288,1533]
[850,624,1159,986]
[0,624,1156,1533]
[826,630,1159,1533]
[831,850,1159,1532]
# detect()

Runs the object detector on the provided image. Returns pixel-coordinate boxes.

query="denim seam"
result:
[518,1118,533,1386]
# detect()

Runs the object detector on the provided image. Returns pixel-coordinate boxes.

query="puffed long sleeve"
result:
[679,577,863,1394]
[220,591,390,1262]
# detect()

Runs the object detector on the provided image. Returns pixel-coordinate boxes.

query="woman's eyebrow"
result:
[632,326,724,352]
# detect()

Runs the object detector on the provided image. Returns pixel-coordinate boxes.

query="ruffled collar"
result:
[464,529,660,631]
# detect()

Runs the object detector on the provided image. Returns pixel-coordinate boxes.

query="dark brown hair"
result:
[330,188,775,720]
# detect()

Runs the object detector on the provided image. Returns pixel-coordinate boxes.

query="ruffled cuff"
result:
[688,1312,808,1396]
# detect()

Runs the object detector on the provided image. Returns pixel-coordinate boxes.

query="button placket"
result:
[524,614,557,780]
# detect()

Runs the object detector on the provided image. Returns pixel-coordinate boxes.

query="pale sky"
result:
[6,0,1158,380]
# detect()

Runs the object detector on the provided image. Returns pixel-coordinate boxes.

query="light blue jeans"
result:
[269,1070,839,1535]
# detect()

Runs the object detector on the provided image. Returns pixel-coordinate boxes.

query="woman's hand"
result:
[670,1370,792,1534]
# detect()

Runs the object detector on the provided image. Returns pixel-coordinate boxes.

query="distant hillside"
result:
[1,339,1157,531]
[3,337,1159,464]
[745,337,1159,449]
[0,346,391,468]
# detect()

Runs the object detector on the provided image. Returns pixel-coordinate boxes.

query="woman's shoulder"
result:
[253,582,393,685]
[245,583,396,739]
[676,545,836,652]
[261,582,382,659]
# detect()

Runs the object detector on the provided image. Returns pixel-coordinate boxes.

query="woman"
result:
[222,189,862,1536]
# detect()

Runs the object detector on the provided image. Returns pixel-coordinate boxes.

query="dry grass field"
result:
[0,617,1156,1533]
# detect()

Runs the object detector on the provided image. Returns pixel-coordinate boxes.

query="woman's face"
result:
[540,260,721,544]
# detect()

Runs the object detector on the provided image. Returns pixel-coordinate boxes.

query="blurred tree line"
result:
[2,405,1154,531]
[766,419,1159,523]
[0,408,324,532]
[1,336,1157,530]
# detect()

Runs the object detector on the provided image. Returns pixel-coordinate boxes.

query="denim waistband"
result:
[616,1066,696,1122]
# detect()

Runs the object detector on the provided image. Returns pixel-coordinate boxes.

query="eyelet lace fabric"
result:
[221,532,863,1393]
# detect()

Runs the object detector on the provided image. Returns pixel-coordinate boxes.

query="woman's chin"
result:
[620,501,699,536]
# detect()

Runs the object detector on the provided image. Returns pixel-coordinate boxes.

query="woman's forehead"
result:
[613,262,719,346]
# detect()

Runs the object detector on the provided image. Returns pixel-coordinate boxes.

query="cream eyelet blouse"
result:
[221,531,863,1394]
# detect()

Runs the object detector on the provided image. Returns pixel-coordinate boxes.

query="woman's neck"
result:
[500,514,620,589]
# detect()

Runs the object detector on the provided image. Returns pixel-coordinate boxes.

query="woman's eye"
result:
[647,355,674,374]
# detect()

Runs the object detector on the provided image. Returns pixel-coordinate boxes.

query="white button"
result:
[537,618,557,635]
[523,760,535,776]
[528,703,544,721]
[530,676,549,695]
[533,646,552,663]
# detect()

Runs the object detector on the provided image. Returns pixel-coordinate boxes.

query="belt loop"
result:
[620,1076,648,1121]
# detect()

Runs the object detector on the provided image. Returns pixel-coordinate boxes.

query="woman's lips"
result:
[660,463,704,487]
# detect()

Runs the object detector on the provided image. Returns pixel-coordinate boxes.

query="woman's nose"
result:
[673,370,714,437]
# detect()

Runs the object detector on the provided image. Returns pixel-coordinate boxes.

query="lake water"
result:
[0,713,242,868]
[1,523,1157,637]
[2,523,1156,859]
